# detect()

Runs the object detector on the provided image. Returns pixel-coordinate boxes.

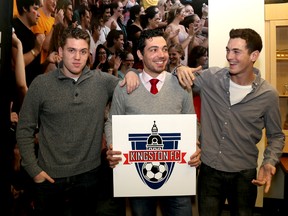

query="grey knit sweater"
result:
[16,66,119,178]
[105,72,195,145]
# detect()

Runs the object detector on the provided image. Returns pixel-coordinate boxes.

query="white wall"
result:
[209,0,266,207]
[209,0,265,74]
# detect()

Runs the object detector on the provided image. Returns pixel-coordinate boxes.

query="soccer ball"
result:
[142,162,168,183]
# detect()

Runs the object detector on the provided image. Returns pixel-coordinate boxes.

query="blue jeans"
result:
[198,163,257,216]
[33,167,101,216]
[129,196,192,216]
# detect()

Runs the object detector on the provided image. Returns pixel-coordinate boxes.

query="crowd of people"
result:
[12,0,209,77]
[7,0,285,216]
[10,0,208,215]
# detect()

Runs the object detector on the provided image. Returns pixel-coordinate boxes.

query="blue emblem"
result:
[125,121,186,190]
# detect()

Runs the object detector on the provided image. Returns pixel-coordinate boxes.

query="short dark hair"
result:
[137,29,164,54]
[109,2,119,15]
[90,16,101,34]
[181,14,198,29]
[129,5,142,21]
[17,0,40,15]
[98,3,110,17]
[78,4,90,19]
[189,45,208,67]
[229,28,263,54]
[106,29,124,48]
[118,50,132,61]
[92,44,110,71]
[60,27,90,48]
[140,6,158,29]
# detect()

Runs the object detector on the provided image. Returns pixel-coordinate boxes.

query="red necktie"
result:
[150,79,159,94]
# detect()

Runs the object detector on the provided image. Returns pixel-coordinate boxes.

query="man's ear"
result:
[137,50,143,61]
[250,50,260,62]
[58,47,63,58]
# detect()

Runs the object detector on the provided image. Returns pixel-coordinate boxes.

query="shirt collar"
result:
[141,70,166,84]
[225,67,261,89]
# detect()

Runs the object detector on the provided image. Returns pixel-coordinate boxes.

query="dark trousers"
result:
[33,167,101,216]
[95,157,126,216]
[129,196,193,216]
[198,163,257,216]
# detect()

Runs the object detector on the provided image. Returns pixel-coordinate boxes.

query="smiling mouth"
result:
[155,60,164,64]
[229,62,238,69]
[155,60,167,66]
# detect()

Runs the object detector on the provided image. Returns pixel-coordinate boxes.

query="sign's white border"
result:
[112,114,197,197]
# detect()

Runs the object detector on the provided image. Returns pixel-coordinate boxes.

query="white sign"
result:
[112,114,197,197]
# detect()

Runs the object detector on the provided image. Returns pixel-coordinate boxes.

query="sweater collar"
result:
[56,61,92,82]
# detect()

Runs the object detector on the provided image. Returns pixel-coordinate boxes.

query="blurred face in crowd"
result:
[81,0,88,7]
[98,17,104,27]
[188,14,201,34]
[158,0,165,13]
[168,47,182,65]
[137,36,168,77]
[98,48,107,63]
[185,4,194,16]
[58,38,89,78]
[83,9,91,29]
[103,8,111,22]
[93,24,101,42]
[165,0,172,11]
[44,0,57,14]
[134,6,145,21]
[114,2,124,18]
[149,12,161,29]
[65,4,73,22]
[197,51,208,67]
[193,15,201,28]
[102,0,111,5]
[27,4,40,26]
[177,8,186,21]
[123,53,135,69]
[140,6,145,15]
[114,34,124,51]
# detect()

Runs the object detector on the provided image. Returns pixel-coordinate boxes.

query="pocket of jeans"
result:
[239,168,256,181]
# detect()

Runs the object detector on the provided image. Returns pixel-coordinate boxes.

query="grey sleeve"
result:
[263,92,285,166]
[16,78,43,178]
[104,84,126,147]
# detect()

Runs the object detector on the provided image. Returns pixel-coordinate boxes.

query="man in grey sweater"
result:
[16,27,138,215]
[105,29,201,216]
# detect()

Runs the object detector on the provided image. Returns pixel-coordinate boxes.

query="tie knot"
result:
[150,79,159,86]
[149,79,159,94]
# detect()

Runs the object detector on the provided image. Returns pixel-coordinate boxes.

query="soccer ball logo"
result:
[142,162,168,183]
